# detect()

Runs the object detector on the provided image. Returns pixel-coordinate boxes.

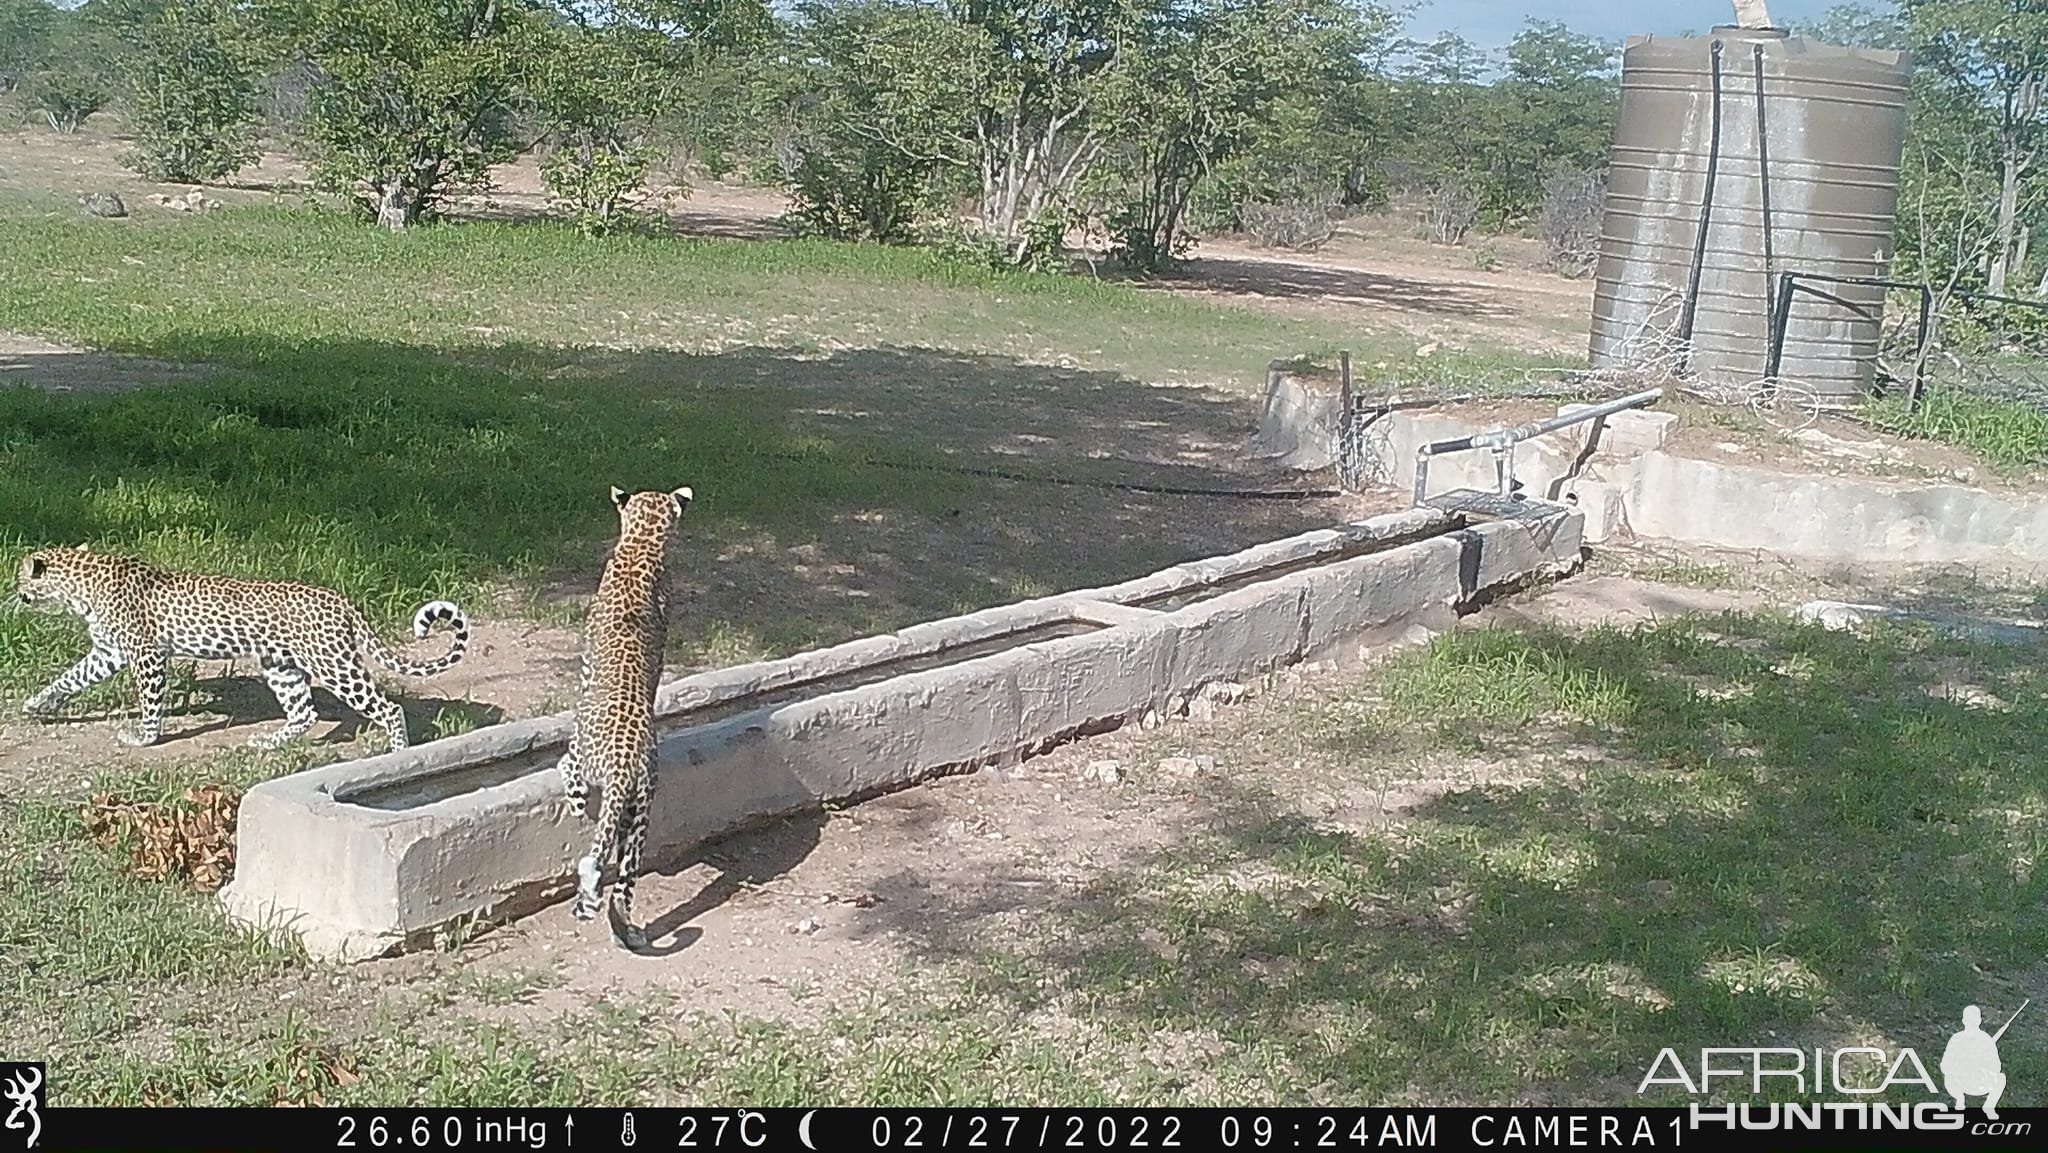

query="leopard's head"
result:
[15,546,97,615]
[610,485,693,544]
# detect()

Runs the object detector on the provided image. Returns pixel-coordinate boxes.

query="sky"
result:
[1398,0,1852,53]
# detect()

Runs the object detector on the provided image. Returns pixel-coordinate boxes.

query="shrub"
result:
[1538,167,1604,278]
[116,1,264,184]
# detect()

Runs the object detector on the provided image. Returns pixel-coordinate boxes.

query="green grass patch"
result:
[0,202,1549,387]
[917,615,2048,1105]
[1863,388,2048,474]
[0,201,1563,700]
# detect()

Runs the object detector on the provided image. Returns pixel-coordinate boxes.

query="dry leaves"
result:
[82,784,241,891]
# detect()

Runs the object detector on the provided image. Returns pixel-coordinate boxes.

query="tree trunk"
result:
[1989,148,2023,295]
[376,181,411,231]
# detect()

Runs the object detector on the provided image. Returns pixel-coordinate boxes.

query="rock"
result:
[1082,759,1121,785]
[78,192,127,218]
[1204,681,1251,705]
[149,189,217,214]
[1139,708,1162,731]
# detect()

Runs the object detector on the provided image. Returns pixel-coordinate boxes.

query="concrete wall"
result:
[220,506,1584,962]
[1258,367,2048,571]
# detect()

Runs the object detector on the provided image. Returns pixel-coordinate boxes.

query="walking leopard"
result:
[559,484,693,950]
[14,545,469,751]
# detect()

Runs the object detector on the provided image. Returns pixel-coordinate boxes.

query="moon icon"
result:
[798,1110,817,1150]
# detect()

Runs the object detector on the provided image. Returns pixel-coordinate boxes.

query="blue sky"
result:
[1399,1,1849,52]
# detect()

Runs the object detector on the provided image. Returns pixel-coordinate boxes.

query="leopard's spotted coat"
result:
[14,546,468,751]
[559,485,692,949]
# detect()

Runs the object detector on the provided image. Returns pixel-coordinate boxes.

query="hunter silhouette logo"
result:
[1941,1000,2026,1120]
[1,1063,41,1150]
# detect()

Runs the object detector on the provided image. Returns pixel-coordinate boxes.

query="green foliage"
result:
[1383,21,1615,234]
[255,0,532,228]
[1092,0,1373,271]
[107,0,267,183]
[0,0,59,80]
[25,70,107,133]
[777,0,954,243]
[2,0,115,133]
[523,2,774,235]
[524,17,662,236]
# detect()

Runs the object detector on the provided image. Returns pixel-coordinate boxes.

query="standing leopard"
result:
[559,484,693,950]
[14,545,469,751]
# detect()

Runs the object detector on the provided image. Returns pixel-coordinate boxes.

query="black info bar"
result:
[25,1105,2045,1151]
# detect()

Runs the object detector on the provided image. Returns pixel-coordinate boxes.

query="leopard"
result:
[14,545,469,752]
[559,484,693,950]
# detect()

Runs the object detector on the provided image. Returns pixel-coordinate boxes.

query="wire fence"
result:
[1871,285,2048,415]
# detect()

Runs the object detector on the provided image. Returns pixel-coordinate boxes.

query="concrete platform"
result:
[1256,366,2048,572]
[220,506,1584,962]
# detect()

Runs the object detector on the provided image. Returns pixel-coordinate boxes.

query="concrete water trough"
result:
[220,504,1585,961]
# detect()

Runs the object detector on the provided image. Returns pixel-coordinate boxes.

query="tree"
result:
[777,0,1129,268]
[776,0,958,242]
[1091,0,1374,270]
[257,0,533,229]
[100,0,267,183]
[524,1,772,234]
[4,0,114,133]
[1496,21,1616,203]
[1901,0,2048,295]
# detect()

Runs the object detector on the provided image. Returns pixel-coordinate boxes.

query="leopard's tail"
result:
[365,600,470,678]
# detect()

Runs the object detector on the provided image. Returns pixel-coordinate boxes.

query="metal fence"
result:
[1329,352,1677,493]
[1768,271,2048,417]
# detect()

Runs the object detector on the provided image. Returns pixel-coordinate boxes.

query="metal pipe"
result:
[1676,39,1728,367]
[1410,388,1664,506]
[1753,45,1778,329]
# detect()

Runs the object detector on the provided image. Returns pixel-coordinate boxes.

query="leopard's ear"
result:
[610,486,628,509]
[671,486,693,512]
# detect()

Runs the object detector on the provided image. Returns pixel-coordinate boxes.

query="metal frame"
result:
[1330,353,1609,494]
[1763,271,1931,408]
[1765,273,2048,412]
[1409,387,1666,507]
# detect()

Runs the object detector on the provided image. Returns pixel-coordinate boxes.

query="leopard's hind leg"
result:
[249,651,320,750]
[307,650,410,751]
[605,760,653,950]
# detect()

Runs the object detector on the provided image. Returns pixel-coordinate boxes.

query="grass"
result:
[879,613,2048,1105]
[1864,388,2048,475]
[0,199,1566,697]
[6,608,2042,1106]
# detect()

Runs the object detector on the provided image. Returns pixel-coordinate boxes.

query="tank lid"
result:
[1709,23,1792,38]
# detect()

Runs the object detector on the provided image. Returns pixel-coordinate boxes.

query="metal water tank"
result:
[1587,26,1913,404]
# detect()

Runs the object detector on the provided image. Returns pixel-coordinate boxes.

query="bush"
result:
[116,1,264,184]
[265,1,527,229]
[540,141,657,237]
[1538,167,1604,278]
[1422,178,1479,246]
[26,72,104,133]
[1242,196,1338,252]
[785,139,932,243]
